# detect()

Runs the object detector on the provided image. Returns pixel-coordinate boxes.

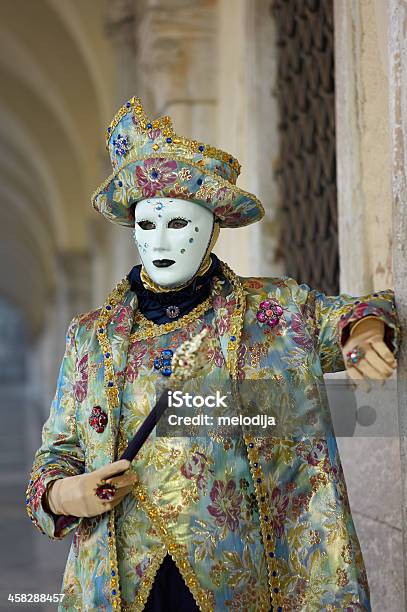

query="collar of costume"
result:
[127,253,221,324]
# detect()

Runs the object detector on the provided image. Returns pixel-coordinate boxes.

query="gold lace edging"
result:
[96,277,134,611]
[218,264,282,609]
[121,545,167,612]
[132,484,215,612]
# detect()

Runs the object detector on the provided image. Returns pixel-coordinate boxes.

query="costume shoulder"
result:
[239,274,296,296]
[67,276,133,340]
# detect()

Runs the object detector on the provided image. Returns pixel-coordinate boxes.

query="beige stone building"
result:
[0,0,406,609]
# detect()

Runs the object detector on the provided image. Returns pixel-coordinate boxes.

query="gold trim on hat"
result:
[105,96,241,177]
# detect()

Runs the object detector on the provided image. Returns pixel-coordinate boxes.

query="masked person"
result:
[26,97,400,612]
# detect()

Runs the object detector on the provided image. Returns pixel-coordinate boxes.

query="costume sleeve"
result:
[285,276,401,374]
[25,316,85,540]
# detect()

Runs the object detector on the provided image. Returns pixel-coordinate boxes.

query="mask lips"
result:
[152,259,175,268]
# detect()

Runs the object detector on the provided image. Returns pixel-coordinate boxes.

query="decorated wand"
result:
[94,328,209,500]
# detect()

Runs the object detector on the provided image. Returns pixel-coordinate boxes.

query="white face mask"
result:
[133,197,215,288]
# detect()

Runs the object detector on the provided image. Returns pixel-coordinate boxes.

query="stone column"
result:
[333,1,405,608]
[104,0,142,283]
[388,0,407,606]
[216,0,282,278]
[131,0,217,148]
[334,0,394,294]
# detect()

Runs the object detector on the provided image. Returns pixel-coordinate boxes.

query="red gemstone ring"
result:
[94,480,117,501]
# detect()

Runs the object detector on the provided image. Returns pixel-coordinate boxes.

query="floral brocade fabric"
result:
[25,267,400,612]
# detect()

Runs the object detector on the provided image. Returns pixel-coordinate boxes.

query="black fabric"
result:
[143,555,200,612]
[127,253,220,324]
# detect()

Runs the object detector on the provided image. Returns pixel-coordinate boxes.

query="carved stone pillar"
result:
[134,0,217,142]
[388,0,407,606]
[105,0,138,105]
[104,0,141,282]
[334,1,405,608]
[216,0,281,277]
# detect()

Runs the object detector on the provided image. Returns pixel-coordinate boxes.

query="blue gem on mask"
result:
[155,202,164,211]
[154,349,174,376]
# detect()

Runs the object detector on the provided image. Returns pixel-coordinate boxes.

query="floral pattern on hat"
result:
[93,156,263,229]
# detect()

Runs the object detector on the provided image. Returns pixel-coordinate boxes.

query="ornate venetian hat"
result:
[91,96,264,228]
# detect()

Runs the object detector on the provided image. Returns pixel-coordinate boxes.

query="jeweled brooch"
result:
[89,406,108,433]
[166,305,180,319]
[154,349,173,376]
[112,134,130,156]
[256,299,284,328]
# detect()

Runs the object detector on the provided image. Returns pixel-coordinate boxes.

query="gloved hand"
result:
[45,459,138,518]
[342,315,397,391]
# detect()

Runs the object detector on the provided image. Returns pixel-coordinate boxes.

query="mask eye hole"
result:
[137,219,156,230]
[168,218,189,229]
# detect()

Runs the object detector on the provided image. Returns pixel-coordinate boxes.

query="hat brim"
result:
[91,154,264,229]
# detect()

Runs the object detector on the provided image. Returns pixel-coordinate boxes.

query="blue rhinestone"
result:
[153,358,161,369]
[230,335,236,341]
[249,442,254,448]
[269,551,274,558]
[126,102,131,108]
[118,181,123,187]
[162,349,173,357]
[197,178,203,185]
[229,158,233,163]
[166,137,172,143]
[278,608,283,612]
[273,588,279,593]
[254,463,258,468]
[256,477,262,483]
[111,570,116,576]
[147,123,152,129]
[264,515,269,521]
[112,589,116,595]
[355,300,360,304]
[162,359,171,366]
[272,571,277,577]
[198,145,204,152]
[151,171,159,179]
[373,293,379,297]
[108,127,111,133]
[25,499,29,505]
[162,368,172,376]
[105,353,110,358]
[115,149,120,155]
[108,382,114,388]
[99,328,104,333]
[108,531,112,537]
[106,305,111,311]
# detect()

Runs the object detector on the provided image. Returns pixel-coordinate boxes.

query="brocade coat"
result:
[25,261,400,612]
